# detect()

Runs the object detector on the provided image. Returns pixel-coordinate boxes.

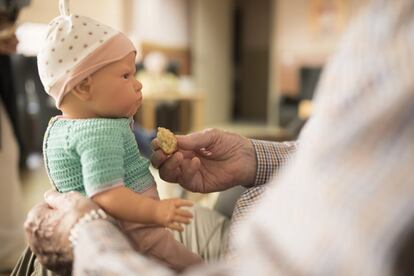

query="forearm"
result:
[92,186,159,224]
[250,140,298,186]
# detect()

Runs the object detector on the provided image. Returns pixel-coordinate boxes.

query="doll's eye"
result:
[123,73,129,79]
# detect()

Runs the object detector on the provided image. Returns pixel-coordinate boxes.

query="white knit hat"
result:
[37,0,136,108]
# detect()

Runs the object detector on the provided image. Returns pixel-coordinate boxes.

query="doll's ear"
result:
[72,76,92,101]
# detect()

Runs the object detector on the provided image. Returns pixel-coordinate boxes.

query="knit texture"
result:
[43,117,154,197]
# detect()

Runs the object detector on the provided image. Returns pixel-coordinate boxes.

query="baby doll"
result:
[38,0,202,271]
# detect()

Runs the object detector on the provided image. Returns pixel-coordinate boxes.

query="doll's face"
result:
[89,51,142,118]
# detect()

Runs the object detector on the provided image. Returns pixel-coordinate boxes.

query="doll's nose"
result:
[134,79,142,93]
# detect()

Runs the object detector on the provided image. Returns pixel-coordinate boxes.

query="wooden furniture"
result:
[135,91,205,133]
[141,42,191,75]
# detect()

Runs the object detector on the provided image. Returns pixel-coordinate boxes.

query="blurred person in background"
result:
[0,0,30,273]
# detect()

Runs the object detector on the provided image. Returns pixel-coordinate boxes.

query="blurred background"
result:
[0,0,368,272]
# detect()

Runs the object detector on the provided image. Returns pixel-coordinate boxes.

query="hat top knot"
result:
[59,0,70,17]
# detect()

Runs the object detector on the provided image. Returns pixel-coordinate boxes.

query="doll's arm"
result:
[92,186,193,231]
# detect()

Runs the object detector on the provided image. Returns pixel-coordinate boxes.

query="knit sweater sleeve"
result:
[74,120,126,197]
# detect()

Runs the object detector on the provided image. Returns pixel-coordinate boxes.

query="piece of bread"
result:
[157,127,177,155]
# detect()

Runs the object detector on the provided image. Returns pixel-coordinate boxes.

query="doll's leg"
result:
[120,185,203,271]
[124,225,203,271]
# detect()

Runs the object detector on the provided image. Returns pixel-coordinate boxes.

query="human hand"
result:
[154,198,193,231]
[24,190,100,273]
[151,128,257,193]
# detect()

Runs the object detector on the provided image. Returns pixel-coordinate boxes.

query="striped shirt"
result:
[73,0,414,275]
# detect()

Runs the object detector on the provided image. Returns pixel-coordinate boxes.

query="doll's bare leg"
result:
[124,224,203,271]
[120,184,203,271]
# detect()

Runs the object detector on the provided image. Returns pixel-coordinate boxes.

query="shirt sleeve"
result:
[75,125,125,197]
[250,140,298,186]
[227,141,298,257]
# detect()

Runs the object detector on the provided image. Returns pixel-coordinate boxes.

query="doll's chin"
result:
[128,105,139,116]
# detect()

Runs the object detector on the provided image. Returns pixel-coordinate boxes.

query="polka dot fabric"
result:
[37,0,125,106]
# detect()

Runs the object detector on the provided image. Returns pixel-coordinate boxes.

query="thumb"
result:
[177,128,217,151]
[44,189,80,209]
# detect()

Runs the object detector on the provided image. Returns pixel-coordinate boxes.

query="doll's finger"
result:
[174,199,193,208]
[167,222,184,232]
[175,208,193,218]
[173,215,191,224]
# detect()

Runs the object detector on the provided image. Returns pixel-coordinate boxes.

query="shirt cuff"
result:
[251,140,298,186]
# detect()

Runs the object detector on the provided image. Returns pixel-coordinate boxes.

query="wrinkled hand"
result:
[155,198,193,231]
[24,190,99,274]
[151,128,257,193]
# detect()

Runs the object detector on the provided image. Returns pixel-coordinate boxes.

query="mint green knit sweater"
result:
[43,117,154,197]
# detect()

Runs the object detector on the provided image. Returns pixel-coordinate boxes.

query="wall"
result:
[133,0,190,48]
[18,0,128,33]
[235,0,271,122]
[268,0,368,123]
[17,0,191,54]
[191,0,234,125]
[274,0,368,82]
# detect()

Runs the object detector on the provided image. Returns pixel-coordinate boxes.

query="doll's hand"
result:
[155,199,193,231]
